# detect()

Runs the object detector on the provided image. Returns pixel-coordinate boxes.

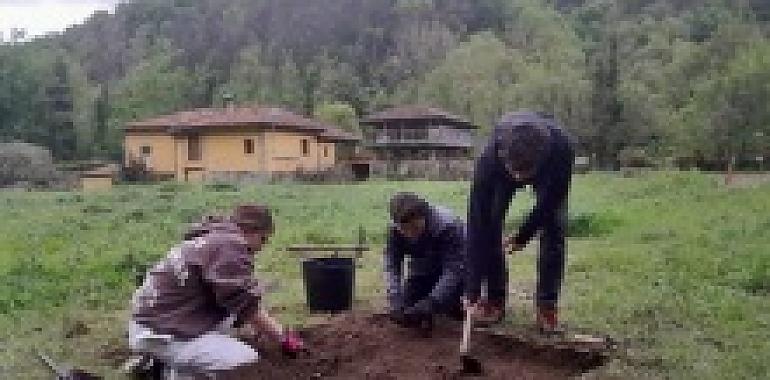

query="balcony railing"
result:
[371,134,473,147]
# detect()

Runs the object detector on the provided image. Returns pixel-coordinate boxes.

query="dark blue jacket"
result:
[465,112,574,300]
[384,205,466,311]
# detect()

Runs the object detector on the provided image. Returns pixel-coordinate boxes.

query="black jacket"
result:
[465,112,574,300]
[384,205,466,311]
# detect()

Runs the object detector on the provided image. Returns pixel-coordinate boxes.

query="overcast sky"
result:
[0,0,124,41]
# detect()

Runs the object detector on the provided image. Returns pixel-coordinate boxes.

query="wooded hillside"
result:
[0,0,768,168]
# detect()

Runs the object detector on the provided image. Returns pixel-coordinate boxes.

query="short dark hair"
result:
[231,204,274,233]
[389,192,429,224]
[495,121,551,172]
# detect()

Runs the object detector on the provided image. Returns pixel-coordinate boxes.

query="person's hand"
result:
[388,307,406,325]
[464,298,504,325]
[503,235,525,255]
[463,297,477,313]
[404,300,434,332]
[404,298,434,317]
[280,330,304,357]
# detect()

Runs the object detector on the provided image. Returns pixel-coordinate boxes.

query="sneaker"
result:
[536,306,562,335]
[123,353,164,380]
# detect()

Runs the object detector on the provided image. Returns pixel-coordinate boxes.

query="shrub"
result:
[204,182,239,192]
[618,147,654,168]
[0,142,60,188]
[121,154,151,182]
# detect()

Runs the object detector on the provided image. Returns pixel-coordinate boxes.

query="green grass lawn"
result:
[1,172,768,379]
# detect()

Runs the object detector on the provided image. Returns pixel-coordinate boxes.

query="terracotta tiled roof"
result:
[361,105,476,128]
[124,106,326,132]
[316,123,361,142]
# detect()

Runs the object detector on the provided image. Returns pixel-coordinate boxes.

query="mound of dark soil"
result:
[229,312,610,379]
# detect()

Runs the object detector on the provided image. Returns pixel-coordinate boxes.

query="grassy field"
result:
[1,172,768,379]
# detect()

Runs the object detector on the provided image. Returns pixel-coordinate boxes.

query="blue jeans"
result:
[489,200,567,309]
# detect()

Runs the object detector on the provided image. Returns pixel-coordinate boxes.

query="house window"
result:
[414,127,428,140]
[387,127,399,141]
[188,135,201,161]
[244,139,254,154]
[301,139,310,157]
[323,146,329,158]
[140,145,152,156]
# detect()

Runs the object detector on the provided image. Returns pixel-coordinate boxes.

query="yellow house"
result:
[123,106,359,181]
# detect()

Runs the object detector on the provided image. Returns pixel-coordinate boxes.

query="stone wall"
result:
[369,159,473,180]
[205,165,356,184]
[203,159,473,183]
[204,171,273,184]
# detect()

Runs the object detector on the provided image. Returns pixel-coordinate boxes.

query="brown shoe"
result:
[536,306,562,335]
[474,301,505,326]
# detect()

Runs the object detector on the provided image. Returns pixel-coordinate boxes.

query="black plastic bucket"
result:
[302,257,355,312]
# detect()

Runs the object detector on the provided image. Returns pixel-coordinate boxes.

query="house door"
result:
[187,134,202,161]
[351,163,370,181]
[185,167,205,182]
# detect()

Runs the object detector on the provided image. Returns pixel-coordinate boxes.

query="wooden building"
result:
[360,106,477,180]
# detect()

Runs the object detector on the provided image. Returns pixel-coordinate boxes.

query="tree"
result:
[0,142,59,187]
[308,53,364,113]
[415,32,513,133]
[2,0,768,164]
[681,40,770,167]
[629,7,766,163]
[0,44,96,161]
[378,14,458,97]
[46,55,77,160]
[221,45,304,110]
[92,82,110,158]
[107,39,199,156]
[413,0,591,137]
[314,102,360,135]
[64,55,100,159]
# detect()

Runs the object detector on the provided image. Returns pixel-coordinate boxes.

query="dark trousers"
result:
[488,202,567,309]
[404,274,463,319]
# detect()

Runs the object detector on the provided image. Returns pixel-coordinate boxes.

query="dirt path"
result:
[223,312,610,379]
[723,172,770,189]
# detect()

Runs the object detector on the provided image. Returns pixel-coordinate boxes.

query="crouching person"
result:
[384,192,465,327]
[127,204,303,379]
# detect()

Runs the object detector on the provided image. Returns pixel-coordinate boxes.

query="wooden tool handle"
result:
[461,306,472,354]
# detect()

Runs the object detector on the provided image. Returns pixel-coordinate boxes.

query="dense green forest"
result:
[0,0,768,168]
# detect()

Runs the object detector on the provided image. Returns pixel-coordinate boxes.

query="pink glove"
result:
[280,331,304,357]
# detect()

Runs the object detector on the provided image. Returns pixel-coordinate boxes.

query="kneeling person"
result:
[128,204,303,378]
[384,192,465,326]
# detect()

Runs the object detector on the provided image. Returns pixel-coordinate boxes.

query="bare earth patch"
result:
[221,312,611,379]
[723,173,770,189]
